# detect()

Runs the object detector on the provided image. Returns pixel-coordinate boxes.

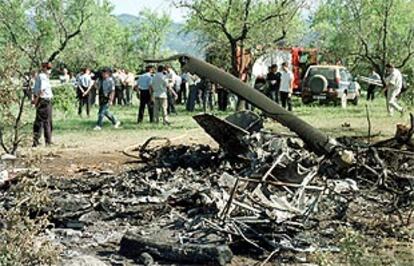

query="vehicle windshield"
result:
[308,68,336,80]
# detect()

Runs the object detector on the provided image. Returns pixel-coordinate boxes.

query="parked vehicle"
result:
[301,65,360,108]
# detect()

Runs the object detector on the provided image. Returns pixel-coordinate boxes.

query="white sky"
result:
[109,0,187,22]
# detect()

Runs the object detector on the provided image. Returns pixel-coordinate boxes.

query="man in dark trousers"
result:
[32,62,53,147]
[78,67,93,117]
[266,64,281,103]
[136,65,154,123]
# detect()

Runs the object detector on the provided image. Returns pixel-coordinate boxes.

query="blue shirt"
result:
[101,77,115,97]
[137,73,153,91]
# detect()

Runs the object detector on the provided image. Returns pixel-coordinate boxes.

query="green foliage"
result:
[312,0,414,77]
[52,84,77,115]
[0,45,29,155]
[135,8,173,59]
[177,0,305,73]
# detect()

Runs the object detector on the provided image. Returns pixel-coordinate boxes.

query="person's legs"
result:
[43,102,52,145]
[126,86,132,105]
[86,95,91,117]
[97,104,106,127]
[388,89,403,114]
[275,89,280,104]
[33,105,44,147]
[138,90,146,123]
[287,94,293,111]
[161,98,169,124]
[103,105,118,125]
[367,85,374,101]
[280,92,288,109]
[154,97,161,124]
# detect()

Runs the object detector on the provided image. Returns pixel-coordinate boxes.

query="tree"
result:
[135,8,173,59]
[312,0,414,81]
[0,0,94,154]
[175,0,306,77]
[60,1,138,71]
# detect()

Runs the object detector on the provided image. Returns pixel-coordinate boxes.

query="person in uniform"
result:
[94,68,121,130]
[32,62,53,147]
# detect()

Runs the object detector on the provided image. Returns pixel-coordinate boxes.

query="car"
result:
[301,65,360,108]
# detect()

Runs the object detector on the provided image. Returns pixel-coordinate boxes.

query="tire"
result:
[309,75,328,94]
[341,92,347,108]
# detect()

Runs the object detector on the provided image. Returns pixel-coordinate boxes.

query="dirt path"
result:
[25,128,216,177]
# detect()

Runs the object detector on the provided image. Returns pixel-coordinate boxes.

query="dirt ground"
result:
[26,128,217,177]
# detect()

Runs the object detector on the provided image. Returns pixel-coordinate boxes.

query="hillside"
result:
[116,14,204,58]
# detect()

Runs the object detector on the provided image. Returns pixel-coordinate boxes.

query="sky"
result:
[109,0,187,22]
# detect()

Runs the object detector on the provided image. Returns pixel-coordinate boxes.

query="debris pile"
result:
[1,113,413,265]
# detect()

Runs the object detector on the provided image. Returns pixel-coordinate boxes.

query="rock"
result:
[62,255,108,266]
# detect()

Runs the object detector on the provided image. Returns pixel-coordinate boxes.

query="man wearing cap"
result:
[94,68,121,130]
[136,65,154,123]
[32,62,53,147]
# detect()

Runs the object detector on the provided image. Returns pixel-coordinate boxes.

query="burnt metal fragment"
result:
[120,230,233,266]
[146,54,339,156]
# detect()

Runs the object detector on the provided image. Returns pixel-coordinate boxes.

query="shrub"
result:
[52,83,77,116]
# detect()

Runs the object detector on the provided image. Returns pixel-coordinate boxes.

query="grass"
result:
[15,93,412,151]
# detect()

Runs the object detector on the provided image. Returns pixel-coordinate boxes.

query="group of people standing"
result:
[263,62,295,111]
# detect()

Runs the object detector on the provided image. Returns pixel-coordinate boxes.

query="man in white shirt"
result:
[279,62,294,111]
[384,63,404,116]
[152,65,176,125]
[32,62,54,147]
[78,67,93,117]
[136,65,154,123]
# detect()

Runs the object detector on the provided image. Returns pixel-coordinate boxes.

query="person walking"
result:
[136,65,154,123]
[384,63,405,116]
[279,62,294,111]
[78,67,93,117]
[367,69,381,101]
[94,68,121,130]
[32,62,53,147]
[266,64,281,103]
[152,65,175,125]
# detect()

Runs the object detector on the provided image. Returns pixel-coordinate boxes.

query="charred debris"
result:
[1,55,414,265]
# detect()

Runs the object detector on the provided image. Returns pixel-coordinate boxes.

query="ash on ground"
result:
[1,127,414,265]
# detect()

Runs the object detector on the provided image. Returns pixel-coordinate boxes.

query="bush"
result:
[52,84,77,116]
